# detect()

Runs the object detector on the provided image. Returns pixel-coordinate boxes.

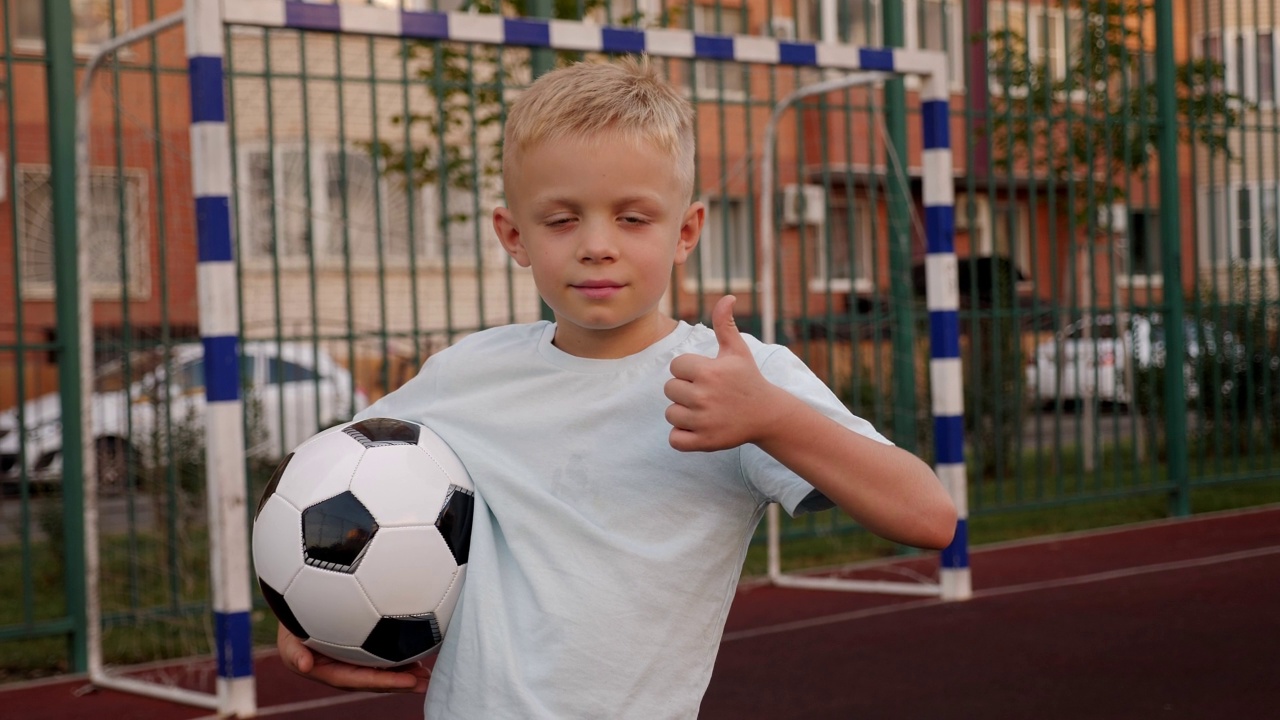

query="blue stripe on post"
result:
[503,17,550,48]
[778,41,817,66]
[694,34,734,60]
[940,519,969,568]
[858,47,894,71]
[922,99,950,150]
[285,0,341,31]
[934,414,965,464]
[601,27,645,54]
[924,205,955,254]
[401,10,448,40]
[188,57,225,123]
[929,309,961,358]
[203,336,241,403]
[215,611,255,678]
[196,197,233,262]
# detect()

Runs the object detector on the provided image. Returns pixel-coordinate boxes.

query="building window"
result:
[1260,31,1275,104]
[843,0,882,45]
[238,144,479,266]
[990,200,1031,282]
[811,195,874,292]
[601,0,662,26]
[989,3,1083,95]
[1237,186,1253,262]
[1126,209,1162,281]
[690,196,754,287]
[13,0,131,53]
[1198,185,1280,267]
[17,166,150,299]
[1200,28,1280,106]
[691,5,747,98]
[910,0,965,90]
[1201,33,1224,93]
[902,0,966,91]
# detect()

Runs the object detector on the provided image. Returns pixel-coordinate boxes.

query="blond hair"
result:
[502,57,696,201]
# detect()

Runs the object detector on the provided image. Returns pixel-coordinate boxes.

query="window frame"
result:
[690,4,749,101]
[686,194,756,291]
[12,0,133,56]
[1197,27,1279,108]
[1197,183,1280,269]
[236,142,485,269]
[905,0,966,92]
[987,2,1085,100]
[16,164,151,300]
[808,193,875,294]
[1118,207,1164,288]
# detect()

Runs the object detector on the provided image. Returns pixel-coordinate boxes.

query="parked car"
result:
[0,341,368,495]
[1025,314,1240,406]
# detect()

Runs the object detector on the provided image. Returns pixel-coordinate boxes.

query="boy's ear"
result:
[673,200,705,265]
[493,207,531,267]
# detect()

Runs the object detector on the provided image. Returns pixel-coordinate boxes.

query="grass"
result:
[3,461,1280,683]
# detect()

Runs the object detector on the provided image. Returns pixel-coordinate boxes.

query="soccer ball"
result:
[252,417,474,668]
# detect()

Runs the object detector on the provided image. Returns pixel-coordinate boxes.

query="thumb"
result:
[712,295,749,357]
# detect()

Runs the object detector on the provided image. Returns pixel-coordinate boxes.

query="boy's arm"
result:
[665,296,957,550]
[277,623,431,693]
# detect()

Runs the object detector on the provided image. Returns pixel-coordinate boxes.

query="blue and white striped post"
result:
[187,0,256,714]
[896,53,972,601]
[216,1,969,601]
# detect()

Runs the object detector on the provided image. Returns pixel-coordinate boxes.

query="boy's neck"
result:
[550,315,680,359]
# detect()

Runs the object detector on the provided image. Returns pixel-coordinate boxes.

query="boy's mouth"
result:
[572,280,624,300]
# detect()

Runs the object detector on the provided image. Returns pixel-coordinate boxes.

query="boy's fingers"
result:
[711,295,749,358]
[668,352,710,381]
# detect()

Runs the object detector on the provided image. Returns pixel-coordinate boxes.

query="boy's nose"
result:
[577,226,619,262]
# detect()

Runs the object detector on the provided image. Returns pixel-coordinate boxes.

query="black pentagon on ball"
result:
[344,417,421,448]
[362,614,443,664]
[302,491,378,573]
[437,486,474,566]
[254,452,294,521]
[259,578,309,640]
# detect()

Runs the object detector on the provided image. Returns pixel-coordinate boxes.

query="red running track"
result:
[3,505,1278,719]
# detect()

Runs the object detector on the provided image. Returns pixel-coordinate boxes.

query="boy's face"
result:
[494,130,704,359]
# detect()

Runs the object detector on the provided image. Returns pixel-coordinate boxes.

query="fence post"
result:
[46,0,89,673]
[882,0,919,451]
[1154,0,1189,516]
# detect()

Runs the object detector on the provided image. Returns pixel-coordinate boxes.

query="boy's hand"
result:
[277,622,431,694]
[666,295,781,452]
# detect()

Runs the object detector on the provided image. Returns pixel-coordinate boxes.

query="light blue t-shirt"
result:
[357,321,891,719]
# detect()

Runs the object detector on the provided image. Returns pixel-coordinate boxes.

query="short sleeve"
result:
[739,345,893,517]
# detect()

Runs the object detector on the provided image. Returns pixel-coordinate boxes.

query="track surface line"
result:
[724,544,1280,642]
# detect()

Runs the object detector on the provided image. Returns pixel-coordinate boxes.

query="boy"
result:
[278,57,957,718]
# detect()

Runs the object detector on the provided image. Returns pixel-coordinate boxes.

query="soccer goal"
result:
[171,1,972,715]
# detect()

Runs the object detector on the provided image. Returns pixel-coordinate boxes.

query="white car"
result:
[1025,314,1228,405]
[0,341,368,495]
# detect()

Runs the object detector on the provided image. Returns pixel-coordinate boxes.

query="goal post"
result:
[758,58,970,602]
[171,2,970,714]
[188,0,257,715]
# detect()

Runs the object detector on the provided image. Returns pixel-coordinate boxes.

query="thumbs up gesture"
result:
[665,295,781,452]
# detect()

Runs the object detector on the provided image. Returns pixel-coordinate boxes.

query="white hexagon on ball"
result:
[273,435,365,510]
[350,445,452,528]
[285,566,381,647]
[357,526,460,617]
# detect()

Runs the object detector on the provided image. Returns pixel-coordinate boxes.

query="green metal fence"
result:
[2,0,1278,680]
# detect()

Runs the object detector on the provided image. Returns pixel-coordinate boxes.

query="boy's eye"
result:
[620,216,648,225]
